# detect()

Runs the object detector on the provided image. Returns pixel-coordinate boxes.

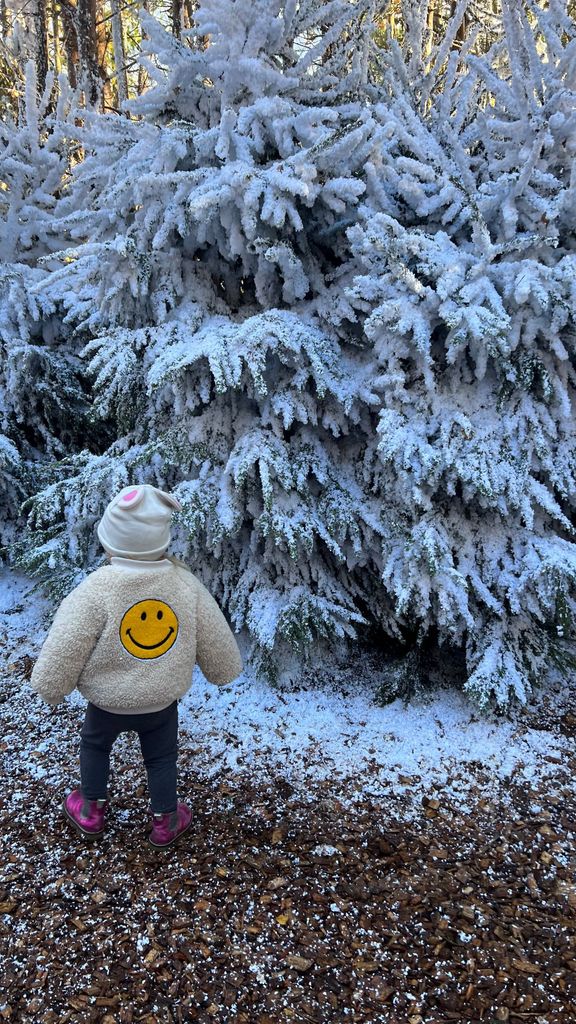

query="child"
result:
[30,483,243,848]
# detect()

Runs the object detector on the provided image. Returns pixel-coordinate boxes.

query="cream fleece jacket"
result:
[30,557,243,713]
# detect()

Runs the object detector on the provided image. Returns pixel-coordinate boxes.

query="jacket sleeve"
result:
[30,576,106,706]
[194,578,243,686]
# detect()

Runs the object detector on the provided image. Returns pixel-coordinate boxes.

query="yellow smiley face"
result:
[120,600,179,660]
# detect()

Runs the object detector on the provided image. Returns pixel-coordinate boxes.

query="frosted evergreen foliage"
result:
[17,0,576,707]
[18,0,386,680]
[0,64,90,547]
[331,0,576,708]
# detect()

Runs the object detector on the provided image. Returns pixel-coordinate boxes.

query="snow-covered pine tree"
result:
[16,0,576,708]
[18,0,389,679]
[324,0,576,707]
[0,63,91,549]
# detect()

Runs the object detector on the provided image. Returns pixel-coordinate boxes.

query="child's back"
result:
[30,484,243,848]
[32,556,242,712]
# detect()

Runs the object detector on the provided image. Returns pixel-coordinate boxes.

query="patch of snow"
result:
[177,664,573,815]
[1,568,574,817]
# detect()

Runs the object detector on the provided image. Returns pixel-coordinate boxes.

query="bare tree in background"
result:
[171,0,181,38]
[0,0,9,39]
[452,0,468,45]
[59,0,79,88]
[33,0,49,92]
[51,0,61,73]
[0,0,524,113]
[110,0,128,105]
[76,0,101,103]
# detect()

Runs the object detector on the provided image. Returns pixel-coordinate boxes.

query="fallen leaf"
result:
[511,959,541,973]
[267,876,288,890]
[285,954,313,972]
[353,960,380,972]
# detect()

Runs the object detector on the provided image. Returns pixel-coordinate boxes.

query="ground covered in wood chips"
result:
[1,572,576,1023]
[1,671,575,1023]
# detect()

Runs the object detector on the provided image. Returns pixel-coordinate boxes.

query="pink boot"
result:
[63,789,107,838]
[148,802,192,848]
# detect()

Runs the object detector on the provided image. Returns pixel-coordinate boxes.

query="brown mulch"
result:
[1,661,575,1023]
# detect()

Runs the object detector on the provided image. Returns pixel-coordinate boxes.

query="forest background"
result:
[0,0,541,116]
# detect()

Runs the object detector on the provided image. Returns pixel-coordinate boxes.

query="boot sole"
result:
[147,816,193,849]
[62,799,105,839]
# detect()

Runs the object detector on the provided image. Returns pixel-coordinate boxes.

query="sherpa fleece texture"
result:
[30,560,243,711]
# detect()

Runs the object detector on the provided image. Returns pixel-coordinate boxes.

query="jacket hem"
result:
[90,700,177,715]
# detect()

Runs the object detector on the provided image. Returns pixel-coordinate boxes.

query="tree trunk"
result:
[183,0,195,30]
[34,0,49,93]
[426,0,441,52]
[77,0,101,104]
[452,0,468,47]
[0,0,9,41]
[110,0,128,106]
[96,1,113,110]
[172,0,182,38]
[137,0,149,94]
[60,0,79,89]
[52,0,61,74]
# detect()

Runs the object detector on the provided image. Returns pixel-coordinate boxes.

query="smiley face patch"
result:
[120,600,179,660]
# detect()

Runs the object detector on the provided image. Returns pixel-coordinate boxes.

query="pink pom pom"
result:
[118,487,143,508]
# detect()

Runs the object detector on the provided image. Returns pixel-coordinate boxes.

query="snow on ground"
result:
[1,568,574,818]
[175,668,572,815]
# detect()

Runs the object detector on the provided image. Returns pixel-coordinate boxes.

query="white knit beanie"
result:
[97,484,182,560]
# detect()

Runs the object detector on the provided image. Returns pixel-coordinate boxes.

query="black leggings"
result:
[80,700,178,813]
